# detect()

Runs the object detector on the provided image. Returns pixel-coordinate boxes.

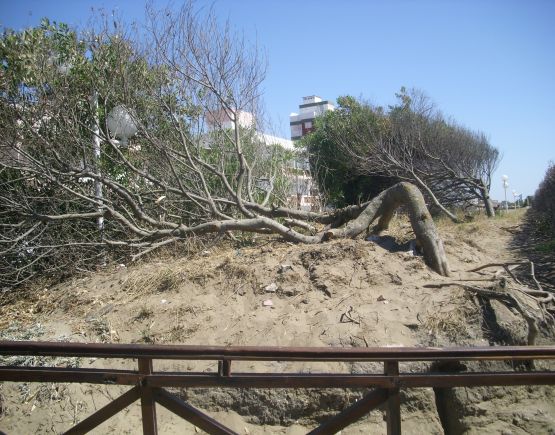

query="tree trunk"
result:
[481,186,495,218]
[324,182,450,276]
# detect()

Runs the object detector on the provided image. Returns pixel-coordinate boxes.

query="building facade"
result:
[203,97,335,212]
[289,95,335,140]
[289,96,335,210]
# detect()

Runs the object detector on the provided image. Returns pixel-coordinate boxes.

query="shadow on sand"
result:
[509,208,555,293]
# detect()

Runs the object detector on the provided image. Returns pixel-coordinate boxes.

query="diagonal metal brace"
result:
[307,388,389,434]
[63,386,141,435]
[154,387,238,435]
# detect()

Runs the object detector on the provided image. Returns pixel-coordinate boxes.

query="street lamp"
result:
[107,105,138,147]
[502,175,509,210]
[92,103,138,233]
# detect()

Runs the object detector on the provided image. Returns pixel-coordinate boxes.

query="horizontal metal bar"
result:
[140,371,555,389]
[1,341,555,362]
[146,373,395,388]
[2,367,554,389]
[0,366,139,385]
[398,371,555,388]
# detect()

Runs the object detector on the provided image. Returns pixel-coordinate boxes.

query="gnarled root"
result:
[425,282,540,345]
[324,182,450,276]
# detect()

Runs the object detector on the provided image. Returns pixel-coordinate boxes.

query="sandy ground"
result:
[1,209,554,434]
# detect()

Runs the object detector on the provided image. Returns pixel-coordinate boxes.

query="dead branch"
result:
[468,261,551,302]
[425,282,539,346]
[340,306,361,325]
[282,218,317,234]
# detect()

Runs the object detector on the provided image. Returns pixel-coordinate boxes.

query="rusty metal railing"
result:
[1,341,555,434]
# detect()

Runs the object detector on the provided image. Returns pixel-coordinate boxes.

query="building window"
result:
[302,121,314,136]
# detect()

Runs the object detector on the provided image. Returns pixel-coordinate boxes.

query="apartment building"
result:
[289,95,335,140]
[289,96,335,210]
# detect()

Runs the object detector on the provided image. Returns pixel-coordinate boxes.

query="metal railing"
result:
[1,341,555,434]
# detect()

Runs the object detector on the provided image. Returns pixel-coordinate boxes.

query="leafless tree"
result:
[0,5,451,291]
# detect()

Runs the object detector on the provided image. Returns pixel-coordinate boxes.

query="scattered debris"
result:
[340,306,361,324]
[278,264,293,273]
[264,283,278,293]
[388,273,403,285]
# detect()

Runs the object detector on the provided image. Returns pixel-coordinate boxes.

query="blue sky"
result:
[2,0,554,200]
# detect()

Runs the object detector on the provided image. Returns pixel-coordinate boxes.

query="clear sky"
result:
[1,0,554,200]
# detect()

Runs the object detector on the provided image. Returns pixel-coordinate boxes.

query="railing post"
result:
[138,358,158,435]
[385,361,401,435]
[218,359,232,377]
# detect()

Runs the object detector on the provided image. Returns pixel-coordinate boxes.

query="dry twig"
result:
[340,306,361,325]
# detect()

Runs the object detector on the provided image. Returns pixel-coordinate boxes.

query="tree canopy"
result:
[534,162,555,233]
[302,90,500,220]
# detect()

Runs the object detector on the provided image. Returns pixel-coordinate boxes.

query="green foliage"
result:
[0,19,187,288]
[300,96,395,207]
[302,89,499,212]
[533,162,555,234]
[536,239,555,254]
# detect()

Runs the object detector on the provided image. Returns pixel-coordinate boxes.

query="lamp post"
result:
[92,103,138,232]
[49,51,139,236]
[502,175,509,211]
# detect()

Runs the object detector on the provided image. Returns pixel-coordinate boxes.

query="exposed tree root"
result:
[468,261,553,303]
[322,182,450,276]
[425,281,540,346]
[426,260,555,346]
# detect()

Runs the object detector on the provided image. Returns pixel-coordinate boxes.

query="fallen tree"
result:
[0,5,450,290]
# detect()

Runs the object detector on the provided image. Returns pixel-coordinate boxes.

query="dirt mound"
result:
[1,211,554,434]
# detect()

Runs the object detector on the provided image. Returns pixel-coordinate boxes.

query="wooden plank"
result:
[63,386,140,434]
[0,366,138,385]
[154,388,238,435]
[307,389,388,434]
[218,359,232,376]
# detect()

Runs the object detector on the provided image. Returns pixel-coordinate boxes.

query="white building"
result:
[206,109,255,131]
[204,109,318,210]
